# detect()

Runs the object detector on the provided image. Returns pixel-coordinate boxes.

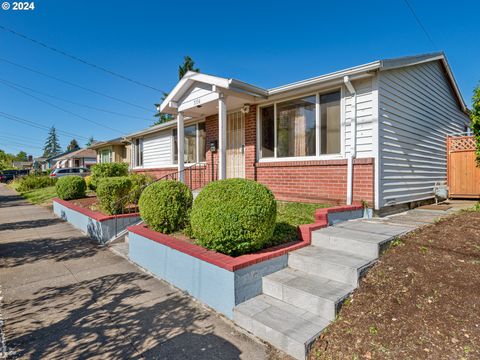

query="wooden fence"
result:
[447,135,480,198]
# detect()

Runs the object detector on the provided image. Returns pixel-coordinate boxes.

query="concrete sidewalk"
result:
[0,185,271,360]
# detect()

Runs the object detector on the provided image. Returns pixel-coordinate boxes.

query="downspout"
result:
[344,76,357,205]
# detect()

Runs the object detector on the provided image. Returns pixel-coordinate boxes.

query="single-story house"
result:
[42,151,73,171]
[125,52,469,212]
[89,137,131,165]
[53,148,97,169]
[12,161,33,170]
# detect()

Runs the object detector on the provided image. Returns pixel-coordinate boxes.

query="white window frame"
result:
[256,87,345,162]
[171,120,207,166]
[132,138,144,168]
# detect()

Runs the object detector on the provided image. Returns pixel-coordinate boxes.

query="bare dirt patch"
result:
[309,211,480,360]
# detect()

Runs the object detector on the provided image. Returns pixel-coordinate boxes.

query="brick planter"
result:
[127,204,365,318]
[53,198,140,244]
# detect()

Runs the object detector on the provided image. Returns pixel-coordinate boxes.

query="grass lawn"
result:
[17,186,57,205]
[270,201,330,246]
[309,210,480,359]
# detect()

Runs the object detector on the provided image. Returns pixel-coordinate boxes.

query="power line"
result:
[0,57,153,112]
[0,78,151,122]
[0,111,89,141]
[0,134,44,147]
[0,24,165,93]
[402,0,437,48]
[0,81,123,134]
[0,137,43,150]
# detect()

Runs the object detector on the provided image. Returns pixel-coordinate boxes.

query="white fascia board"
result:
[267,61,381,96]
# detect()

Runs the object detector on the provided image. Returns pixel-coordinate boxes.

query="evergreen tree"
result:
[67,139,80,151]
[178,56,200,79]
[43,126,62,158]
[153,56,200,125]
[86,136,95,147]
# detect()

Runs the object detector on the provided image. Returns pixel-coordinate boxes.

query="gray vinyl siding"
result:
[378,60,469,208]
[142,129,173,168]
[345,78,374,158]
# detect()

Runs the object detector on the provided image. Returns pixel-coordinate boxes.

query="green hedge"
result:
[129,173,155,204]
[190,179,277,256]
[90,162,129,188]
[55,176,86,200]
[16,175,57,192]
[139,180,193,234]
[96,176,132,215]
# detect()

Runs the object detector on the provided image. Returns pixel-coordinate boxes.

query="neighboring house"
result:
[42,152,72,171]
[89,137,131,164]
[33,157,47,172]
[125,52,469,213]
[53,148,97,169]
[12,161,33,170]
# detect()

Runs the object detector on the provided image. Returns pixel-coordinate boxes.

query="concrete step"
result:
[312,227,395,258]
[262,267,355,320]
[288,247,374,286]
[233,294,329,360]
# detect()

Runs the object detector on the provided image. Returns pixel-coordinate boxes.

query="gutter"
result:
[343,76,357,206]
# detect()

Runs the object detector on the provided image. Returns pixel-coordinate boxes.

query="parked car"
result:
[50,167,90,178]
[0,169,30,182]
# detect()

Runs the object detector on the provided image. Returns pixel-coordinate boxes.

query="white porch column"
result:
[218,94,227,180]
[177,112,185,182]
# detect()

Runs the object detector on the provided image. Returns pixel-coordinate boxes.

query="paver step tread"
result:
[264,267,355,303]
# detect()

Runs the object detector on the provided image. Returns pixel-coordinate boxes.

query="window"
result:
[134,138,143,167]
[320,92,341,154]
[100,148,112,163]
[173,122,207,164]
[198,122,206,162]
[260,106,274,158]
[259,90,341,159]
[277,95,316,157]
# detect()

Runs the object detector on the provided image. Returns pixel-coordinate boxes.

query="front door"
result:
[226,111,245,178]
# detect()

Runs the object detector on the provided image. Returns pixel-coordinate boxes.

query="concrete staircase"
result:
[233,220,411,359]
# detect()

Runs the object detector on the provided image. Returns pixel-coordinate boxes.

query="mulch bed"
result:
[309,211,480,360]
[70,196,138,216]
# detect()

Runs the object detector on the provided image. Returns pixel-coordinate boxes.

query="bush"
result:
[129,173,155,204]
[84,175,93,190]
[96,176,132,215]
[139,180,193,234]
[16,175,57,192]
[90,162,129,188]
[190,179,277,256]
[55,176,86,200]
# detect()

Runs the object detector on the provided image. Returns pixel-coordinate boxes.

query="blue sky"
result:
[0,0,478,157]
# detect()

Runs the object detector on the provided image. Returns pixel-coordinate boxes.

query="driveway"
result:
[0,184,271,359]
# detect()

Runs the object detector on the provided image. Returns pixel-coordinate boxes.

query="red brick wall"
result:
[133,104,375,206]
[255,158,374,205]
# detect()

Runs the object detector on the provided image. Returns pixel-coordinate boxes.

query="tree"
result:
[0,149,15,170]
[43,126,62,158]
[471,84,480,165]
[153,56,200,126]
[15,151,28,161]
[178,56,200,79]
[67,139,80,151]
[86,136,96,147]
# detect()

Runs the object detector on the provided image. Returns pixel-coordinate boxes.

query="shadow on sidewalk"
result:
[0,235,98,268]
[5,271,242,359]
[0,218,64,232]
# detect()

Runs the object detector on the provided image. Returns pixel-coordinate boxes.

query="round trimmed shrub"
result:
[138,180,193,234]
[96,176,132,215]
[190,179,277,256]
[55,176,86,200]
